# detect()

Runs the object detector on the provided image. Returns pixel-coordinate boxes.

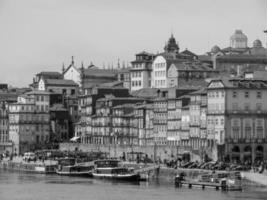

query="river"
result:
[0,170,266,200]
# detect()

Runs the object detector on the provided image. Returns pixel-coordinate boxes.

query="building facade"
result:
[130,51,155,91]
[207,78,267,163]
[202,30,267,76]
[8,91,50,154]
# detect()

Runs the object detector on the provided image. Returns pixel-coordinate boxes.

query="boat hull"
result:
[92,173,140,181]
[56,170,93,177]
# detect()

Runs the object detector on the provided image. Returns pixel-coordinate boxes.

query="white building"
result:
[62,57,81,86]
[130,51,155,91]
[151,55,168,88]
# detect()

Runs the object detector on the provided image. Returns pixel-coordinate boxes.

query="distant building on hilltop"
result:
[200,30,267,77]
[63,57,118,88]
[151,34,216,89]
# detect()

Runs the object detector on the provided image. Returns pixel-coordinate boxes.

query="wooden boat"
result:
[56,158,94,177]
[175,171,242,191]
[92,159,140,181]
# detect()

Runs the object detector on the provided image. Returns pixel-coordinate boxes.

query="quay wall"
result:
[59,143,201,161]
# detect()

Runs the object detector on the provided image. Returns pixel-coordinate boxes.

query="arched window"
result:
[244,146,252,152]
[232,145,240,153]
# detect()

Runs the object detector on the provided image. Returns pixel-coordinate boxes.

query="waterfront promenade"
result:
[242,171,267,186]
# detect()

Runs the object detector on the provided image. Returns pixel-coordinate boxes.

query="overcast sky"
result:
[0,0,266,87]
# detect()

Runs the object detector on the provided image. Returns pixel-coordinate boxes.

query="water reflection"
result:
[0,170,266,200]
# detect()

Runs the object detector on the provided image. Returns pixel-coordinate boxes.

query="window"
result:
[244,119,252,139]
[245,91,249,98]
[244,103,250,111]
[232,119,240,139]
[71,89,75,95]
[256,119,264,139]
[232,103,238,110]
[257,91,262,99]
[62,89,67,94]
[221,118,224,125]
[256,103,262,110]
[232,91,237,98]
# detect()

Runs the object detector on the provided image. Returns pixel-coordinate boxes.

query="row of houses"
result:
[74,76,267,163]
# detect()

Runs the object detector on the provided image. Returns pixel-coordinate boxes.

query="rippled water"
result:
[0,170,266,200]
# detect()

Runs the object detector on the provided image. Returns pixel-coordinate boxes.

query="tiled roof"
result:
[50,104,67,111]
[83,81,125,89]
[116,68,131,73]
[136,51,155,56]
[0,92,18,102]
[98,81,124,88]
[216,54,267,63]
[198,55,212,62]
[171,61,215,71]
[45,79,78,86]
[25,90,51,95]
[209,78,267,89]
[180,49,197,57]
[37,71,62,76]
[189,88,207,95]
[131,88,159,98]
[83,68,117,77]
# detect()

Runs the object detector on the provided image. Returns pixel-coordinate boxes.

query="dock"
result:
[0,158,58,174]
[175,179,242,191]
[134,165,160,174]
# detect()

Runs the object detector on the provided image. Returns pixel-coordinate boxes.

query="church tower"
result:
[164,34,180,53]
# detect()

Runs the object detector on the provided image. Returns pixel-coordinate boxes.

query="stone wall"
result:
[59,143,200,162]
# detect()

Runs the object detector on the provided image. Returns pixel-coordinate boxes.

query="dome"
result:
[253,39,262,48]
[230,30,248,48]
[230,30,248,40]
[211,45,221,53]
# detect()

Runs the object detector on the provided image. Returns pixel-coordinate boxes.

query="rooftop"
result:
[45,79,78,86]
[209,77,267,89]
[50,104,67,111]
[131,88,159,99]
[83,68,117,78]
[25,90,51,95]
[37,71,62,76]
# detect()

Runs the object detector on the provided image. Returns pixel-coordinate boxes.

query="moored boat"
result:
[92,159,140,181]
[175,171,242,191]
[56,158,94,177]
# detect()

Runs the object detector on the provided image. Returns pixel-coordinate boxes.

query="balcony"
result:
[207,110,225,114]
[225,110,267,115]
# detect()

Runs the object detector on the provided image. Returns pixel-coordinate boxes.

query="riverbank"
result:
[242,171,267,186]
[2,157,267,187]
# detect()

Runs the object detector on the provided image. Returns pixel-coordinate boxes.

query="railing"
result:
[225,110,267,114]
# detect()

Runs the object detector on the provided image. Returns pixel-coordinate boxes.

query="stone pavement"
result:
[242,171,267,186]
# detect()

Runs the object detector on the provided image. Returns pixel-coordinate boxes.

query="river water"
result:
[0,170,266,200]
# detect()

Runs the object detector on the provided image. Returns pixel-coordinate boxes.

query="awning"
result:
[70,136,80,141]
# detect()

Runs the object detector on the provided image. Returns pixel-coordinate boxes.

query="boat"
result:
[56,158,94,177]
[0,160,57,174]
[175,171,242,191]
[92,159,140,181]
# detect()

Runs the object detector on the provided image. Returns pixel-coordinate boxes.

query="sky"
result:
[0,0,267,87]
